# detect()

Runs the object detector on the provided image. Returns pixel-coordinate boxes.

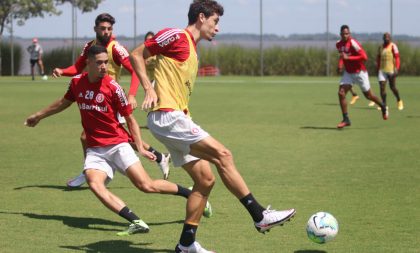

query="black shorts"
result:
[30,59,39,67]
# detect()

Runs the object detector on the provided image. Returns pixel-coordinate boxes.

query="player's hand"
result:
[128,95,138,110]
[394,69,399,77]
[141,88,158,111]
[24,114,40,127]
[139,148,157,161]
[52,68,63,78]
[341,52,349,60]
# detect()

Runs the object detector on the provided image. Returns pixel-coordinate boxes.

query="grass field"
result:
[0,75,419,253]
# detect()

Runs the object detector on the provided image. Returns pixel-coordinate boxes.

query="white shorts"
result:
[378,70,395,82]
[147,110,210,167]
[84,143,140,179]
[340,70,371,92]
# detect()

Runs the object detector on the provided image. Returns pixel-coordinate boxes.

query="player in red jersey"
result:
[336,25,388,129]
[376,32,403,110]
[25,45,210,236]
[131,1,295,252]
[52,13,171,187]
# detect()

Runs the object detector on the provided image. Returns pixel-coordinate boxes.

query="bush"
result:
[0,41,22,76]
[198,42,420,76]
[43,47,82,75]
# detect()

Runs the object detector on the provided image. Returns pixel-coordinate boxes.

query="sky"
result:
[7,0,420,38]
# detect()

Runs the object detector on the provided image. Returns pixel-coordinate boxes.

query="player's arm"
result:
[113,44,140,109]
[52,56,87,78]
[376,46,381,72]
[25,97,73,127]
[392,44,401,74]
[130,44,157,111]
[125,114,156,161]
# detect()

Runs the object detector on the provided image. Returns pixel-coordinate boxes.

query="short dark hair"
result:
[95,13,115,26]
[340,25,350,32]
[87,45,107,58]
[188,0,224,25]
[144,31,155,41]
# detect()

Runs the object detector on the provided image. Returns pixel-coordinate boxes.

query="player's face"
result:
[340,29,350,41]
[383,33,391,44]
[88,52,108,78]
[94,21,113,45]
[200,13,220,41]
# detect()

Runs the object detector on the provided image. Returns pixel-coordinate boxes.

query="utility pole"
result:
[390,0,393,36]
[259,0,263,76]
[10,14,14,76]
[326,0,330,76]
[134,0,137,48]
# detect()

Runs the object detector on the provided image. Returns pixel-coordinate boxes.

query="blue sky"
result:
[8,0,420,38]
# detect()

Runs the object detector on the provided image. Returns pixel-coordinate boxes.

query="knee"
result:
[338,89,346,98]
[134,180,156,193]
[200,172,216,190]
[88,180,106,194]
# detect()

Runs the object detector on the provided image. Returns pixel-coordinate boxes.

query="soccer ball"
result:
[306,212,339,244]
[42,75,48,80]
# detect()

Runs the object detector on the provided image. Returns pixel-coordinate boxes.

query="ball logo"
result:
[191,127,200,135]
[95,93,105,103]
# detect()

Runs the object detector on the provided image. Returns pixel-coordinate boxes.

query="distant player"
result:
[131,1,295,252]
[52,13,171,187]
[376,32,403,110]
[27,38,47,81]
[25,45,210,236]
[336,25,388,128]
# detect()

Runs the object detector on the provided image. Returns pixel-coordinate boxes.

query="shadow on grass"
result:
[60,240,172,253]
[294,250,327,253]
[13,185,130,191]
[14,185,89,191]
[0,211,183,231]
[407,115,420,118]
[314,103,338,106]
[300,126,339,130]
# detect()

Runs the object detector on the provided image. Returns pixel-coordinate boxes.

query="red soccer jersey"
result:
[61,37,140,96]
[64,73,133,147]
[336,37,367,73]
[145,28,196,61]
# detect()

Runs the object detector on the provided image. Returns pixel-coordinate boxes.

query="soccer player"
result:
[130,1,296,252]
[52,13,171,187]
[336,25,388,129]
[25,45,210,236]
[376,32,403,110]
[27,38,47,81]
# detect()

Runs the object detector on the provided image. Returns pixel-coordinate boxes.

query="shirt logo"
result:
[95,93,104,103]
[191,127,199,135]
[78,92,83,98]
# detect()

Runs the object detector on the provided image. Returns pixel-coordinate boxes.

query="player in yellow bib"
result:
[376,32,403,110]
[131,1,295,252]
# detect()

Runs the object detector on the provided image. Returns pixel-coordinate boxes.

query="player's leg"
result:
[175,159,215,252]
[362,89,388,120]
[30,60,35,81]
[349,87,359,105]
[190,136,295,233]
[84,168,149,235]
[66,131,88,187]
[379,81,387,107]
[389,74,403,110]
[141,141,171,180]
[358,71,388,120]
[337,84,352,128]
[38,59,45,76]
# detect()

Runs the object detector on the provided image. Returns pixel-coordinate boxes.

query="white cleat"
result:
[254,205,296,233]
[158,153,171,180]
[66,173,86,188]
[175,241,215,253]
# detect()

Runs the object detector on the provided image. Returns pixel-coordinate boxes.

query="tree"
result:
[0,0,103,75]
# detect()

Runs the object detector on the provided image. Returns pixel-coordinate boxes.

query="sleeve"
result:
[63,80,76,102]
[112,43,140,96]
[392,44,401,70]
[376,46,381,70]
[111,79,133,117]
[145,28,191,62]
[336,43,343,68]
[348,40,367,61]
[61,43,89,76]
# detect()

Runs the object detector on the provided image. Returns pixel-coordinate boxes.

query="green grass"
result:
[0,75,419,253]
